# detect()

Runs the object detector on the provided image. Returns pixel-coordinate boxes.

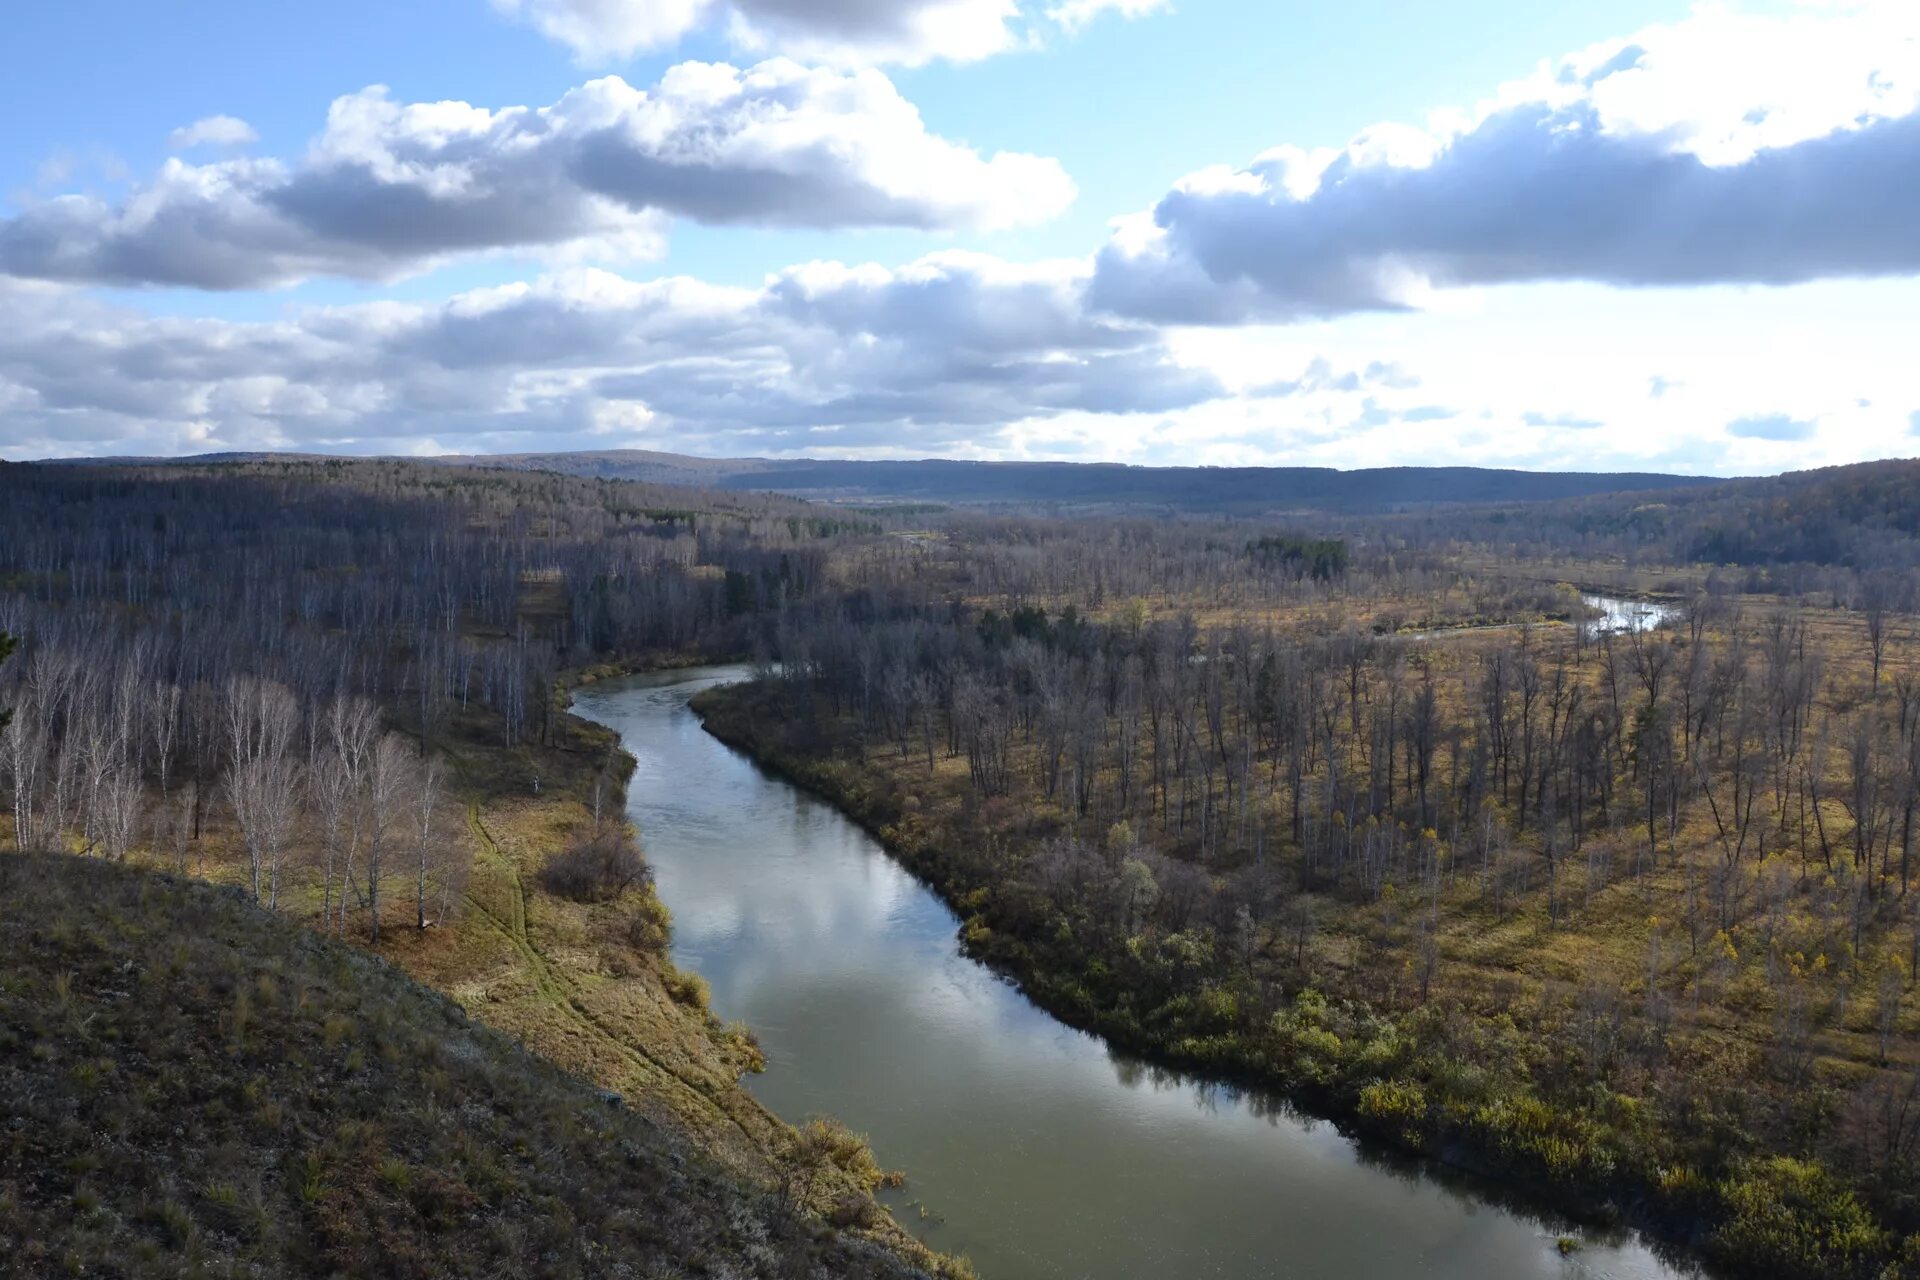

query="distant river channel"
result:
[573,667,1697,1280]
[1583,595,1676,636]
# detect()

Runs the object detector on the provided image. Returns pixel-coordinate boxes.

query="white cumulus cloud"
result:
[166,115,260,150]
[495,0,1024,66]
[491,0,713,60]
[1092,4,1920,322]
[0,253,1210,458]
[492,0,1163,66]
[0,61,1074,290]
[1045,0,1169,36]
[725,0,1021,67]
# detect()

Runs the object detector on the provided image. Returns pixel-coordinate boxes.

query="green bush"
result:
[1714,1158,1889,1280]
[664,967,710,1010]
[624,894,672,955]
[1358,1079,1428,1124]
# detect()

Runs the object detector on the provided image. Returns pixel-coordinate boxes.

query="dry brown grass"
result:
[0,851,941,1280]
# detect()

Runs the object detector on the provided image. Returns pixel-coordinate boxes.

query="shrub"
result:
[541,828,651,904]
[1194,985,1241,1031]
[1292,988,1329,1024]
[788,1118,886,1190]
[1358,1079,1431,1149]
[1714,1157,1889,1280]
[828,1193,881,1229]
[624,895,672,956]
[664,968,709,1010]
[1358,1079,1428,1125]
[1287,1026,1345,1081]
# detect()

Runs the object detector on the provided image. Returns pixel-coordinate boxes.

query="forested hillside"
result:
[65,449,1721,514]
[1390,459,1920,581]
[0,459,965,1278]
[446,454,1722,514]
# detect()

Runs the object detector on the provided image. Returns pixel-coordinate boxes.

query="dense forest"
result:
[6,455,1920,1277]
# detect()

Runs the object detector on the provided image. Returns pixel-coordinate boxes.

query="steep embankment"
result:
[0,852,936,1280]
[337,684,963,1278]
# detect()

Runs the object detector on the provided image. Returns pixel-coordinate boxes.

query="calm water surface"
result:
[1583,595,1676,637]
[574,667,1696,1280]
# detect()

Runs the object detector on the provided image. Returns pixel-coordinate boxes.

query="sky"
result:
[1,0,1915,474]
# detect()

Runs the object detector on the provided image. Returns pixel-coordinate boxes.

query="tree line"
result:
[711,556,1920,1276]
[0,460,861,938]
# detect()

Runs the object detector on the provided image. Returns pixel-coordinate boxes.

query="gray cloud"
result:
[725,0,1015,63]
[1727,413,1815,442]
[494,0,1021,66]
[1092,98,1920,324]
[0,64,1072,290]
[1248,357,1416,399]
[496,0,1159,67]
[0,256,1215,458]
[1345,399,1456,430]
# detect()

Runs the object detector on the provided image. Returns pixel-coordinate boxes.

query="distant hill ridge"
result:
[50,447,1727,513]
[44,450,1920,567]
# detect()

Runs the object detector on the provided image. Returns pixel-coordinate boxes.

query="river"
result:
[1583,595,1675,637]
[573,667,1696,1280]
[1404,595,1674,643]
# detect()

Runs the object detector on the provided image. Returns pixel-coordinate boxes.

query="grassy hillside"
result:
[0,851,938,1280]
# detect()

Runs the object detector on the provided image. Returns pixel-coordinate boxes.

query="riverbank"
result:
[3,654,968,1279]
[395,666,971,1278]
[580,666,1680,1277]
[692,677,1900,1280]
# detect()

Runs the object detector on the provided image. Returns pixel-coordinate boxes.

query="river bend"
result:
[573,667,1693,1280]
